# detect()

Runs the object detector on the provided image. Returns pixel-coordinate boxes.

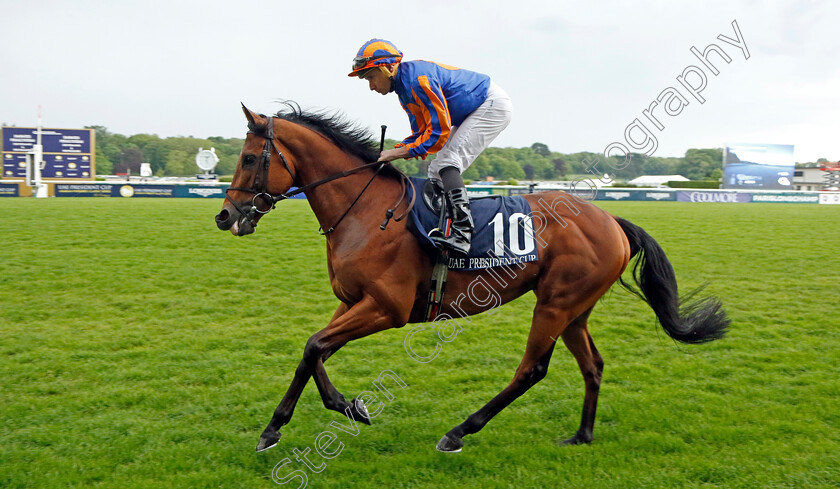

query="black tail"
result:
[615,217,729,344]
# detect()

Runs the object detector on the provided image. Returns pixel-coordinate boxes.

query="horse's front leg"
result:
[300,302,370,425]
[309,303,372,425]
[311,356,372,423]
[257,297,402,451]
[256,357,314,452]
[255,304,347,452]
[255,357,368,453]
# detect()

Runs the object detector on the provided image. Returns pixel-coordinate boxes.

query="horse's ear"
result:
[241,103,257,125]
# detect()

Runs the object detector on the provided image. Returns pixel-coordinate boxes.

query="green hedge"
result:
[667,180,720,189]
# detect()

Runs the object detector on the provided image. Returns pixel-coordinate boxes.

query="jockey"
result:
[349,38,513,255]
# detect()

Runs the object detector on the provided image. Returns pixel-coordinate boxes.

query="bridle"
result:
[225,116,291,225]
[225,116,415,234]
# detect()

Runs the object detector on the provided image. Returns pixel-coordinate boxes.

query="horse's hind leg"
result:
[436,304,568,452]
[560,307,603,445]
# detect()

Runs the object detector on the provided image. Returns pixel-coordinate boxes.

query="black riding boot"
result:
[431,187,474,255]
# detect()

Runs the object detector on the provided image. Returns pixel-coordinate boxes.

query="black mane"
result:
[274,102,380,163]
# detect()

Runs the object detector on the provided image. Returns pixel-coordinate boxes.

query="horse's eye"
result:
[243,155,256,166]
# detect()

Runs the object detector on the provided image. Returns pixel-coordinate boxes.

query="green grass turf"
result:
[1,198,838,488]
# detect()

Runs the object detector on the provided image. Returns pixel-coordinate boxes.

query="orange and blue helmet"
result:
[348,39,403,77]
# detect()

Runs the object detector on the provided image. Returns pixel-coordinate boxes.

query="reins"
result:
[226,116,415,235]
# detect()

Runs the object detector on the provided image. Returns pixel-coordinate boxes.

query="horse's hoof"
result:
[256,429,281,452]
[349,398,372,425]
[436,434,464,453]
[560,433,592,446]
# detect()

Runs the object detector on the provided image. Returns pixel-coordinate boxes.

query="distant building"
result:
[627,175,689,187]
[794,165,839,191]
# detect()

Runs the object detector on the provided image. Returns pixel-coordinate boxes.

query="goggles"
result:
[352,53,399,71]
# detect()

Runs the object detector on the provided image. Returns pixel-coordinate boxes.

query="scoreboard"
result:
[1,127,95,179]
[722,143,795,190]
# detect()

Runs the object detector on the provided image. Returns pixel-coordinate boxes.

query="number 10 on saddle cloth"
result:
[407,177,540,272]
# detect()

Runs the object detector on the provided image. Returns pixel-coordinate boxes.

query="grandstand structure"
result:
[794,165,828,191]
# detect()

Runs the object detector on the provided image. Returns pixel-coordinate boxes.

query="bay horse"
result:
[215,104,729,453]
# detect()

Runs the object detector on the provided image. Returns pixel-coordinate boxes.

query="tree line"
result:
[89,124,730,181]
[88,125,244,177]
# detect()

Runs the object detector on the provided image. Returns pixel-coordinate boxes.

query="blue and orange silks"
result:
[393,61,491,159]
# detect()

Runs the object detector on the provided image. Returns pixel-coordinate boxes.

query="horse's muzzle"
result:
[215,208,256,236]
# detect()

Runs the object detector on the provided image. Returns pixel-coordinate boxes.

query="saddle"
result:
[406,177,540,321]
[407,177,539,270]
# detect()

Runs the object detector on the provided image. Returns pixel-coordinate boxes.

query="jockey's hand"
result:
[377,147,411,162]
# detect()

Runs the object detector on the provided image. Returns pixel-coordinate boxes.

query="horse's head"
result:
[215,105,297,236]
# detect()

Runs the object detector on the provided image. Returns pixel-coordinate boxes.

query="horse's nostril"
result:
[215,209,234,230]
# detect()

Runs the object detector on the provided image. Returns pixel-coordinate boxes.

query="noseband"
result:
[225,116,415,234]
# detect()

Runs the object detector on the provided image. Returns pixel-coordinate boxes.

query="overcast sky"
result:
[1,0,838,163]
